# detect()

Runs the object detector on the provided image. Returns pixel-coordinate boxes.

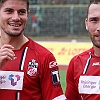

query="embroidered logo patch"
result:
[27,59,38,76]
[51,70,60,84]
[49,61,58,68]
[51,70,61,88]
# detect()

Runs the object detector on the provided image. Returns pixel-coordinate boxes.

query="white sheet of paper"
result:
[79,76,100,94]
[0,71,24,90]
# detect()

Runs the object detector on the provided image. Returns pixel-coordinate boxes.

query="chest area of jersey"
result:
[78,57,100,94]
[82,57,100,75]
[2,48,38,75]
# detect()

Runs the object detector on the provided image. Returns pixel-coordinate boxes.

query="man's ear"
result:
[85,18,88,30]
[27,10,30,17]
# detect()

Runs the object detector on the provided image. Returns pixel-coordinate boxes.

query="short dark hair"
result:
[88,0,100,8]
[86,0,100,17]
[90,0,100,4]
[0,0,29,10]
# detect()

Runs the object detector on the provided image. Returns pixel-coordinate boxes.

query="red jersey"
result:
[0,38,66,100]
[66,47,100,100]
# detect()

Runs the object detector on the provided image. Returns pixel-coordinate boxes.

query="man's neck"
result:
[0,35,29,50]
[94,46,100,57]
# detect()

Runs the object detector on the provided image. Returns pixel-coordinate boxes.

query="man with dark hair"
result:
[0,0,66,100]
[65,0,100,100]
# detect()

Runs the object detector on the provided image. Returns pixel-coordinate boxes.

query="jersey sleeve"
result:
[65,57,81,100]
[39,53,66,100]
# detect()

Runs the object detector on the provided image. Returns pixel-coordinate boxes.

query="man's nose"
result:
[12,11,20,21]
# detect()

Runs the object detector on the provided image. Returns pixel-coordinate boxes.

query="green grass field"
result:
[59,70,66,93]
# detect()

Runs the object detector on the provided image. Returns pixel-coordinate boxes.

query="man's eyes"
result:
[18,11,26,15]
[4,9,26,15]
[90,18,98,22]
[5,9,13,13]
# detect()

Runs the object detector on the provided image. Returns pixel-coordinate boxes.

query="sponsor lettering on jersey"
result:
[27,59,38,76]
[92,62,100,66]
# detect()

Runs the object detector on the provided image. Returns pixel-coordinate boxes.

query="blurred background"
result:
[25,0,89,37]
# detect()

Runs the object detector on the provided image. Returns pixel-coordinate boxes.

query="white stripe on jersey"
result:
[53,94,66,100]
[16,47,28,100]
[21,47,28,70]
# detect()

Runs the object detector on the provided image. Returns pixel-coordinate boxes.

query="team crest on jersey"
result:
[27,59,38,76]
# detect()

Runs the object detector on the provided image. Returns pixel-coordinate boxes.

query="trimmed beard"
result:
[1,27,24,37]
